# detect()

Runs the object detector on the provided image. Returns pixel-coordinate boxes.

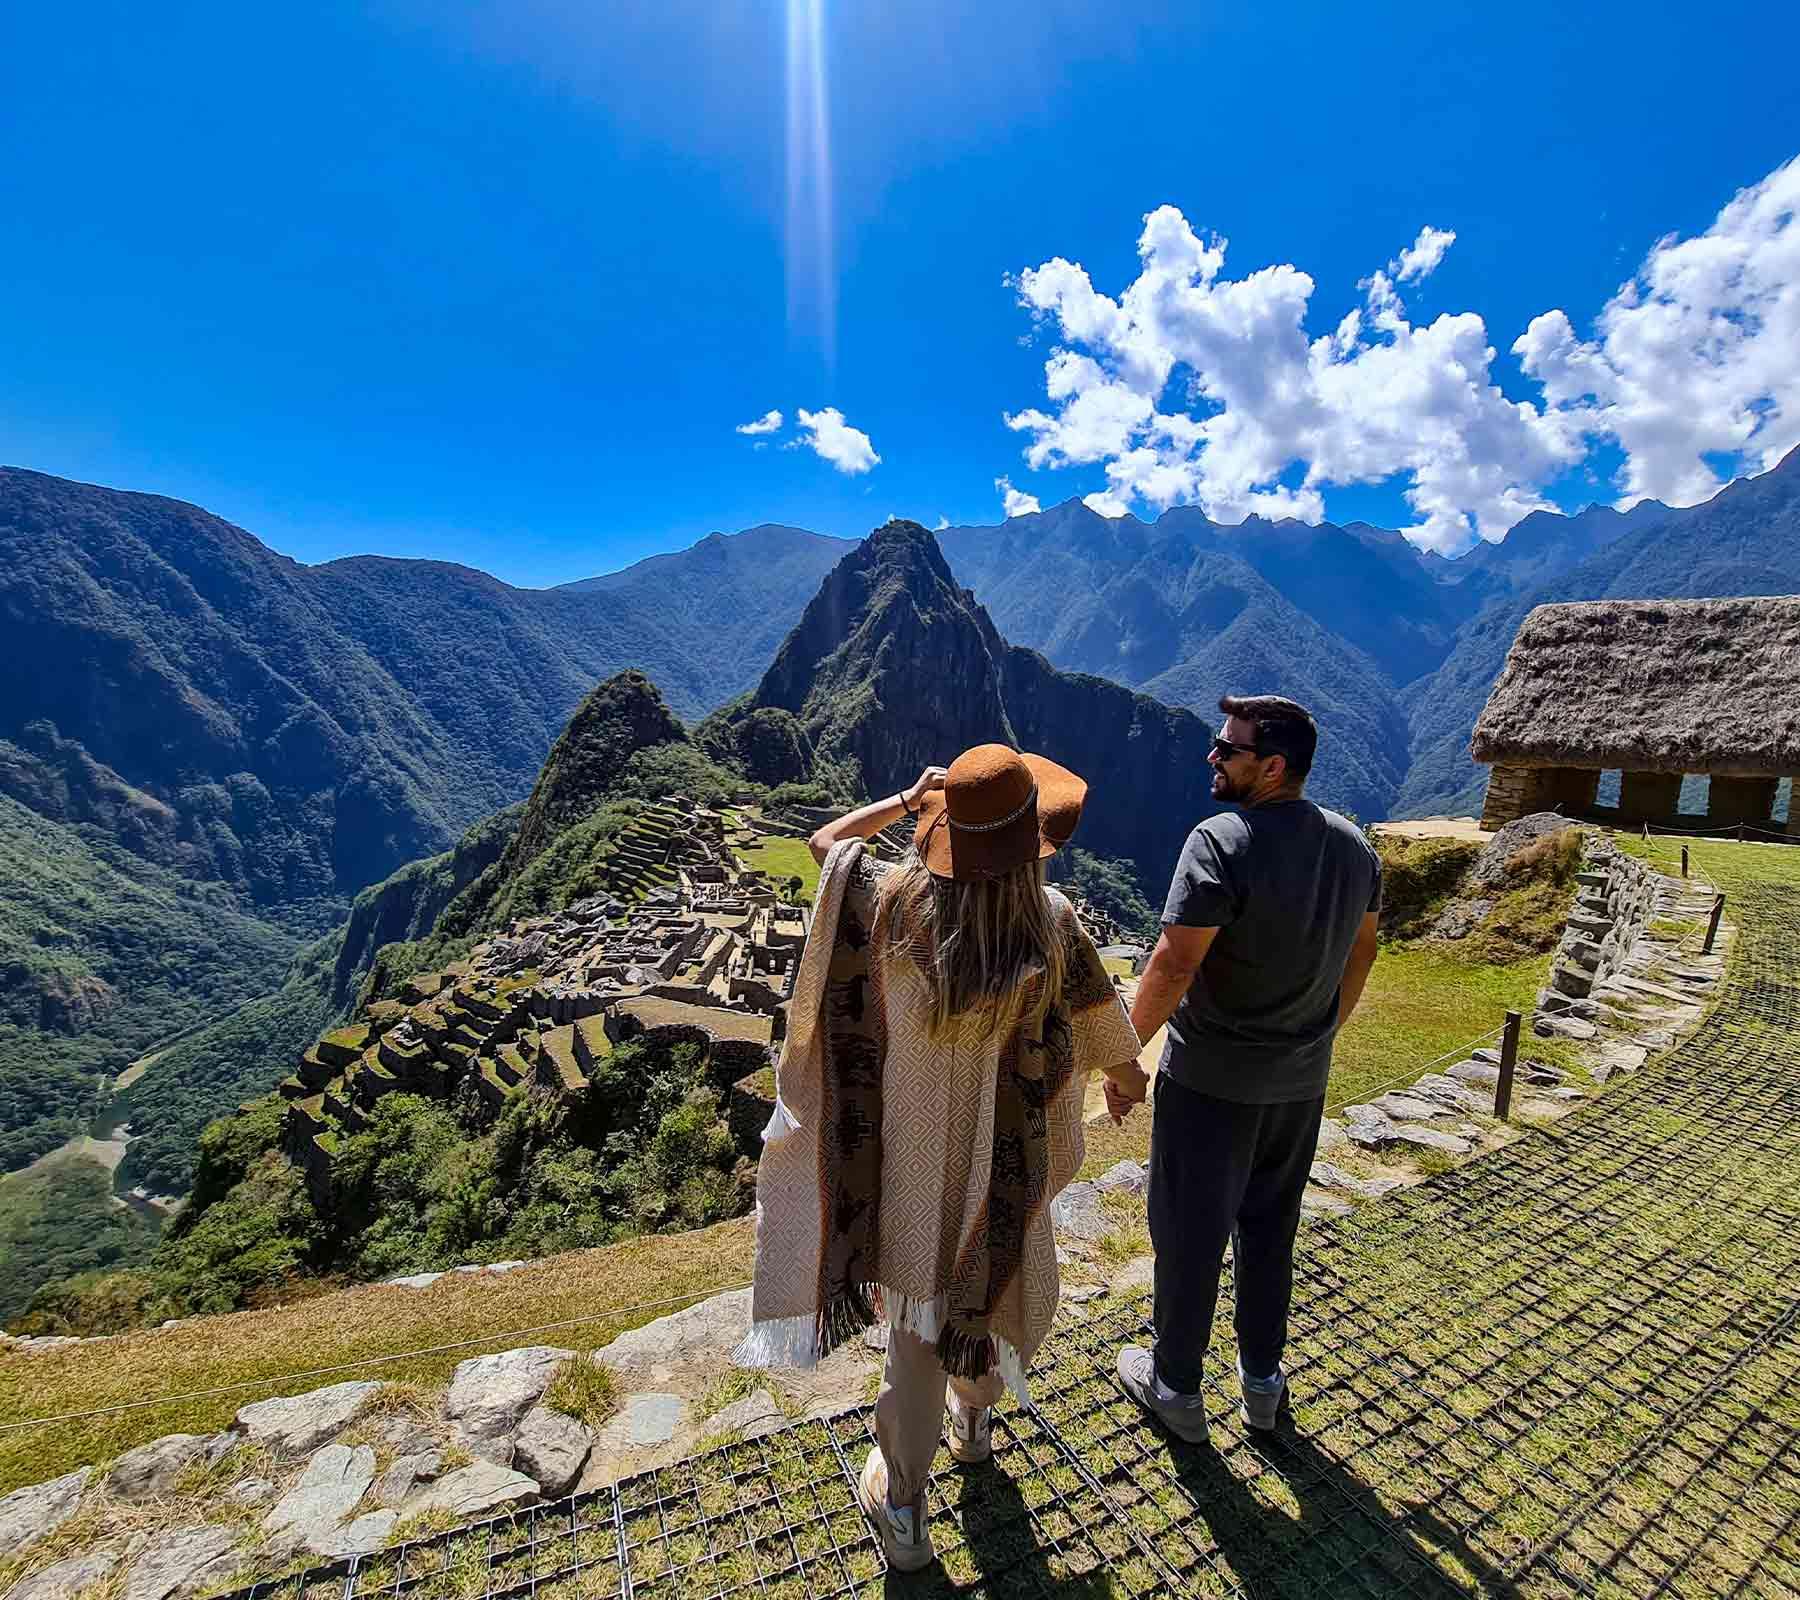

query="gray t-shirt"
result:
[1159,799,1381,1104]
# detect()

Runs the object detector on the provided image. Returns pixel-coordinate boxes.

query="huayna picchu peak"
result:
[705,518,1226,887]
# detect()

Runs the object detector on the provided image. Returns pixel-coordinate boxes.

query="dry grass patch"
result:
[0,1215,754,1495]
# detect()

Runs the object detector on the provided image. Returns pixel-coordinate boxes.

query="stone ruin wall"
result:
[1537,836,1657,1020]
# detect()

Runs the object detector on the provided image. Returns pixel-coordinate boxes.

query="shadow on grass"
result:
[1157,1419,1527,1599]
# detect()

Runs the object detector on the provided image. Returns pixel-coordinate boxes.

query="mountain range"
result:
[4,448,1798,1207]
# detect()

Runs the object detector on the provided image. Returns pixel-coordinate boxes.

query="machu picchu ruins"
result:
[278,798,810,1200]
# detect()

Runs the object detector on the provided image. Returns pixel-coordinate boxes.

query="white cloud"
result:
[934,515,950,530]
[1005,158,1800,549]
[795,407,880,475]
[1516,154,1800,507]
[1008,206,1571,552]
[1395,225,1456,283]
[995,476,1040,517]
[735,409,783,435]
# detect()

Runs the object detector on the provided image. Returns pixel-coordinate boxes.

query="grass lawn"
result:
[736,834,820,904]
[1082,937,1564,1177]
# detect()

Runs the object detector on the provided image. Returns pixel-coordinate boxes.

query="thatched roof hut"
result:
[1473,597,1800,775]
[1472,596,1800,832]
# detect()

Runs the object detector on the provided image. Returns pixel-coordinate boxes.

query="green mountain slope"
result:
[0,792,299,1172]
[707,520,1234,886]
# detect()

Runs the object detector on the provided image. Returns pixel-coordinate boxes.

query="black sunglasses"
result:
[1210,736,1261,761]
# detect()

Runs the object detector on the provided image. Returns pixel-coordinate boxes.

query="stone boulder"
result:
[593,1291,750,1384]
[511,1406,594,1498]
[1049,1182,1106,1244]
[263,1443,376,1557]
[3,1539,130,1600]
[314,1511,399,1559]
[697,1390,784,1444]
[0,1468,91,1557]
[373,1451,443,1507]
[445,1347,574,1463]
[234,1381,381,1456]
[597,1394,689,1452]
[122,1526,241,1600]
[106,1433,233,1502]
[1093,1160,1149,1195]
[401,1461,539,1521]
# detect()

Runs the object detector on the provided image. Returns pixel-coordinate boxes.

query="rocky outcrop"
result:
[105,1432,233,1502]
[715,521,1223,883]
[510,1407,594,1498]
[121,1526,240,1600]
[0,1468,90,1557]
[234,1381,381,1456]
[444,1347,573,1463]
[262,1444,376,1556]
[400,1461,538,1521]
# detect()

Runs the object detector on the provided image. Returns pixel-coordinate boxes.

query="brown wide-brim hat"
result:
[914,744,1088,882]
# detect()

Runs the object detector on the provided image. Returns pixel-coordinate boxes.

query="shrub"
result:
[544,1356,621,1428]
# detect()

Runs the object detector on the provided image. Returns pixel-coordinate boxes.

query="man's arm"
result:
[1130,923,1218,1046]
[1337,911,1379,1028]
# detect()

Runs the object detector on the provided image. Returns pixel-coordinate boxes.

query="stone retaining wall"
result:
[1538,836,1657,1015]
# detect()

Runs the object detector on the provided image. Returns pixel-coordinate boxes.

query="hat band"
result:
[946,784,1038,834]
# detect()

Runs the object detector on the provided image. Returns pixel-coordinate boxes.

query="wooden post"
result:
[1703,893,1726,955]
[1738,822,1746,842]
[1681,844,1689,879]
[1495,1010,1521,1120]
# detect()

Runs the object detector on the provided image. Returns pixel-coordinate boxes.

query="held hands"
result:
[903,766,948,812]
[1103,1060,1150,1124]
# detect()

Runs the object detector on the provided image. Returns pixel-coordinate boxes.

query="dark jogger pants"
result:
[1146,1072,1324,1395]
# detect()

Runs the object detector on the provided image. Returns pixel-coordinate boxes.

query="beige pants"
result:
[873,1325,1006,1505]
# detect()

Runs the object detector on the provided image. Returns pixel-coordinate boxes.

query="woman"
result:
[736,744,1147,1572]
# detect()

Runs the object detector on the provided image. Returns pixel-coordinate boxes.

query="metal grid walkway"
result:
[234,861,1800,1600]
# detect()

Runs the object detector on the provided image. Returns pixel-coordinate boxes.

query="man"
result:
[1109,693,1381,1440]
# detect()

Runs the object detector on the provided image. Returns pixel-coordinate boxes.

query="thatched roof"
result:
[1471,596,1800,777]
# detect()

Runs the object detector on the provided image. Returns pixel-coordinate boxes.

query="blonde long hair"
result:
[877,851,1067,1040]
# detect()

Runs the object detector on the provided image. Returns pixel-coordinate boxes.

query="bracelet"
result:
[899,791,915,817]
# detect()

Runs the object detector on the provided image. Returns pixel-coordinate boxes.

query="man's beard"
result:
[1211,768,1245,803]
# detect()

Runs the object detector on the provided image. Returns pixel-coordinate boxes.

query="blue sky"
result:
[3,0,1796,584]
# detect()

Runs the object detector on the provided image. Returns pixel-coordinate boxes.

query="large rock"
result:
[234,1381,381,1456]
[262,1444,376,1556]
[105,1433,233,1502]
[1314,1118,1349,1155]
[4,1539,129,1600]
[0,1469,91,1557]
[445,1347,574,1462]
[122,1526,241,1600]
[1093,1160,1149,1195]
[402,1461,539,1521]
[592,1291,750,1383]
[314,1511,399,1558]
[511,1407,594,1498]
[1309,1162,1403,1200]
[1050,1182,1106,1243]
[1370,1092,1454,1123]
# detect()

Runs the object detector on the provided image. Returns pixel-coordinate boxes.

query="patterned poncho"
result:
[736,839,1141,1399]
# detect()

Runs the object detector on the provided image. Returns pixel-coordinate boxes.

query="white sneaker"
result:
[946,1389,992,1463]
[857,1446,935,1572]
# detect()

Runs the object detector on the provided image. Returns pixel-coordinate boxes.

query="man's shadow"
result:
[1158,1418,1527,1599]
